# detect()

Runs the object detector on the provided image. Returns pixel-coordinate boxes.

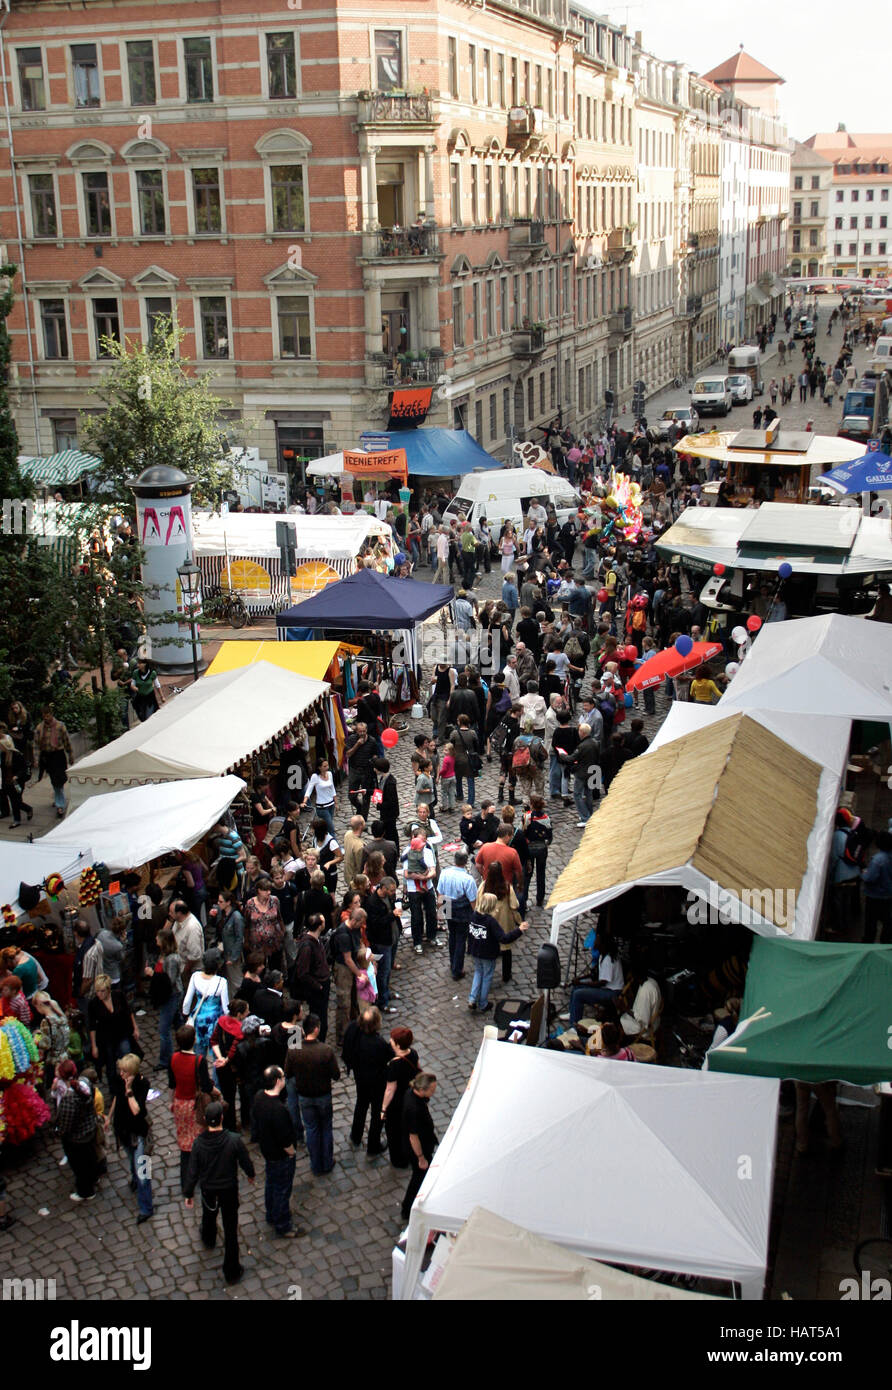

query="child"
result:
[414,758,434,811]
[439,742,457,811]
[355,947,378,1005]
[459,804,477,851]
[406,835,429,892]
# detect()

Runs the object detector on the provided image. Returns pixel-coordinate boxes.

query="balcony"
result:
[507,217,546,262]
[687,233,700,250]
[507,105,546,150]
[368,354,441,387]
[357,92,435,126]
[372,224,439,260]
[511,324,546,358]
[607,307,633,343]
[606,226,635,264]
[680,294,702,318]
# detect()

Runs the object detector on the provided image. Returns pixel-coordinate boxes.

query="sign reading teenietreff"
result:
[343,448,408,481]
[387,386,433,429]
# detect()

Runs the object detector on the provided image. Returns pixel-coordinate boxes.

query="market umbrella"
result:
[625,641,724,692]
[816,448,892,495]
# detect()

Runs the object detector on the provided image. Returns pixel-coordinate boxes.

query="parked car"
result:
[793,316,816,339]
[653,406,700,439]
[726,373,754,405]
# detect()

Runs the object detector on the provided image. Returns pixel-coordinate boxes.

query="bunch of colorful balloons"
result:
[600,469,644,542]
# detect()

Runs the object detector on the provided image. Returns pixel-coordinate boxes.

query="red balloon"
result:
[597,588,609,602]
[623,646,638,662]
[380,727,399,748]
[713,563,726,577]
[746,615,762,633]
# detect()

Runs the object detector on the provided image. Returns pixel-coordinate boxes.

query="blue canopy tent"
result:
[306,428,503,480]
[817,448,892,495]
[276,568,454,669]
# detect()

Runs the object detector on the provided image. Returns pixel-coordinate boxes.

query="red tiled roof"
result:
[701,50,784,85]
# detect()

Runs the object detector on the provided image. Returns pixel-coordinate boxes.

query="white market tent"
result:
[719,613,892,719]
[66,664,329,809]
[647,701,852,776]
[401,1042,779,1301]
[40,776,245,872]
[430,1208,722,1301]
[547,712,835,943]
[191,510,392,573]
[0,841,93,917]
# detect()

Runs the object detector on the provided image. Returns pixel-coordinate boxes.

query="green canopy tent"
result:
[707,937,892,1085]
[18,450,101,488]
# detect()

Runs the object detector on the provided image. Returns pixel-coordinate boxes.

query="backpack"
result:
[511,739,532,770]
[565,635,584,662]
[322,924,340,967]
[843,819,870,869]
[490,719,510,754]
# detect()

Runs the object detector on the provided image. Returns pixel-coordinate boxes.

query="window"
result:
[489,393,497,441]
[375,30,403,90]
[136,169,165,236]
[482,50,491,106]
[500,274,509,332]
[450,162,461,225]
[562,70,569,119]
[145,296,173,346]
[793,175,802,190]
[864,243,873,256]
[835,243,842,256]
[475,399,483,442]
[502,386,510,436]
[549,365,556,409]
[53,417,78,452]
[836,190,843,202]
[29,174,57,238]
[882,189,889,201]
[17,47,46,111]
[92,297,120,356]
[546,69,553,116]
[468,46,477,103]
[809,230,818,248]
[496,53,505,108]
[267,33,297,99]
[40,300,68,359]
[849,243,857,255]
[539,373,545,414]
[881,216,888,228]
[534,64,542,108]
[851,190,859,202]
[880,242,887,255]
[866,189,874,202]
[472,282,481,340]
[83,171,111,237]
[470,164,479,223]
[498,165,507,221]
[485,278,494,336]
[510,57,518,106]
[527,376,534,420]
[448,38,458,99]
[811,175,820,189]
[184,38,214,102]
[127,40,156,105]
[277,296,312,358]
[271,165,305,231]
[865,215,873,228]
[484,164,493,222]
[835,216,843,229]
[522,61,530,103]
[452,285,464,348]
[192,168,222,234]
[199,296,229,358]
[810,201,819,217]
[850,216,858,229]
[72,44,100,108]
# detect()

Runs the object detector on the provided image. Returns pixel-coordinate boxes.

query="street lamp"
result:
[176,557,201,684]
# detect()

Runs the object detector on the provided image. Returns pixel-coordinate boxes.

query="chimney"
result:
[634,30,642,47]
[837,122,846,132]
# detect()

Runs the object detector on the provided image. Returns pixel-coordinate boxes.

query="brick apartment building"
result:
[0,0,787,492]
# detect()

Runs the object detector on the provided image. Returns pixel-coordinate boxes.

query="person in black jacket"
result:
[342,1006,391,1156]
[345,723,378,820]
[106,1053,153,1226]
[252,1066,303,1239]
[466,893,527,1012]
[184,1101,256,1284]
[400,1072,439,1221]
[364,878,400,1014]
[372,758,401,850]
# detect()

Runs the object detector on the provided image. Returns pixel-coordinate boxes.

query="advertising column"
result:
[129,464,203,670]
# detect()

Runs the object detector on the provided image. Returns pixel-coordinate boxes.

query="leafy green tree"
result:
[79,318,236,509]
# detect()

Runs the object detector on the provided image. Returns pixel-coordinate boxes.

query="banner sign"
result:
[387,386,433,429]
[359,432,392,452]
[343,448,408,481]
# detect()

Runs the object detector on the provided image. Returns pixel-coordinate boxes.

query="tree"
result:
[79,317,237,510]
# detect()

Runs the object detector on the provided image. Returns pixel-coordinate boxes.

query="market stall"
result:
[547,713,838,944]
[65,663,332,809]
[0,842,93,919]
[707,937,892,1085]
[400,1041,779,1301]
[676,426,866,506]
[306,427,502,481]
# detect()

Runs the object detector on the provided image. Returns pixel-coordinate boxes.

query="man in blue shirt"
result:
[862,831,892,944]
[436,850,478,980]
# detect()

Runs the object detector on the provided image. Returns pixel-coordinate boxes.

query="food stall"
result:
[677,425,867,507]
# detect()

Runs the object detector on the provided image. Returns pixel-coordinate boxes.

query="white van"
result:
[442,467,581,530]
[871,336,892,371]
[690,375,733,417]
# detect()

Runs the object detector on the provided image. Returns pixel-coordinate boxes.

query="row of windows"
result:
[33,294,313,363]
[638,199,672,241]
[637,128,676,168]
[835,187,890,202]
[792,231,823,250]
[446,38,571,121]
[793,175,822,191]
[26,163,306,240]
[833,215,888,230]
[792,201,822,220]
[575,93,633,147]
[576,182,634,234]
[448,157,574,227]
[833,243,888,258]
[450,263,631,349]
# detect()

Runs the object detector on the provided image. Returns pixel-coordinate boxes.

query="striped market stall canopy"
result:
[19,450,101,487]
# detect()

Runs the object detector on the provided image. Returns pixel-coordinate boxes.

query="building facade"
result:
[630,49,679,399]
[802,130,891,282]
[787,141,832,283]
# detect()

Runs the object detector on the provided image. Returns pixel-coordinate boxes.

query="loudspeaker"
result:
[536,942,561,989]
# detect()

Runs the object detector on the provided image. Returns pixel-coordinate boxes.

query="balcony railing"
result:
[369,355,441,386]
[373,224,438,259]
[357,92,434,125]
[606,226,635,263]
[507,217,546,260]
[681,294,702,318]
[607,307,633,336]
[511,325,546,357]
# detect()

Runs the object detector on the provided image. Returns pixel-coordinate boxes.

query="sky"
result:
[602,0,889,143]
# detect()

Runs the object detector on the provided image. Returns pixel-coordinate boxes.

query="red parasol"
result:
[625,641,724,692]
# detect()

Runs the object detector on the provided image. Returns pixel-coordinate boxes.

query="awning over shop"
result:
[66,663,329,808]
[307,429,502,479]
[746,286,769,308]
[41,776,245,873]
[655,503,892,577]
[275,568,453,631]
[18,450,101,487]
[547,713,834,942]
[206,640,343,681]
[401,1041,778,1301]
[0,841,93,918]
[721,613,892,720]
[707,937,892,1085]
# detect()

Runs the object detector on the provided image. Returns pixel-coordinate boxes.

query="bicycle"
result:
[201,585,251,629]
